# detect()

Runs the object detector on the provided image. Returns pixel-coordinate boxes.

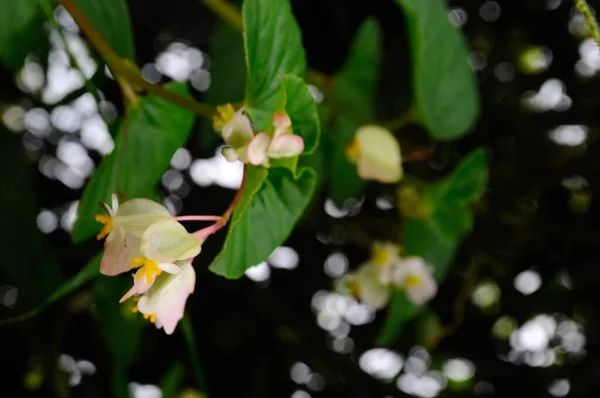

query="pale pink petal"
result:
[100,228,135,276]
[156,289,190,335]
[111,194,119,216]
[273,112,291,129]
[267,135,304,158]
[247,132,271,165]
[133,269,155,294]
[159,262,181,274]
[119,285,136,303]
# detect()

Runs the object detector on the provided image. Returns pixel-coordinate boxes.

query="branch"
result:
[58,0,214,119]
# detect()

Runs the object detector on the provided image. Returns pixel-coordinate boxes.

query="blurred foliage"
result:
[0,0,598,397]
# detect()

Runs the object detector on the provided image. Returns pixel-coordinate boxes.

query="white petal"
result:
[267,134,304,158]
[159,262,181,274]
[247,132,271,165]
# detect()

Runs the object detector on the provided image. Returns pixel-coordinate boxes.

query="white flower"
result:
[370,241,401,285]
[119,219,202,302]
[135,261,196,335]
[392,256,437,305]
[216,108,304,166]
[342,262,392,309]
[346,125,403,183]
[95,194,172,276]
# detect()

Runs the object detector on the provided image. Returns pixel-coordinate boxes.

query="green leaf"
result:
[397,0,479,140]
[95,276,144,398]
[376,293,420,345]
[244,0,306,129]
[377,148,488,344]
[327,115,365,206]
[72,82,195,242]
[200,12,246,150]
[326,18,381,205]
[73,0,135,60]
[280,74,320,154]
[160,363,185,398]
[443,148,489,204]
[0,0,45,70]
[333,17,382,122]
[0,129,63,306]
[0,254,100,326]
[209,166,316,278]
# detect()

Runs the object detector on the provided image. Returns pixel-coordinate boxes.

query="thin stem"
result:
[197,0,243,33]
[194,166,247,239]
[576,0,600,47]
[180,315,208,393]
[383,109,415,131]
[175,215,222,222]
[41,0,103,107]
[402,147,435,163]
[58,0,214,119]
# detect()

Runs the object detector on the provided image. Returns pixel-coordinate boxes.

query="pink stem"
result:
[174,215,222,222]
[193,166,247,240]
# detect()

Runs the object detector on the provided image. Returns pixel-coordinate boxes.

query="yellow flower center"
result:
[94,214,113,240]
[213,103,235,130]
[346,279,361,297]
[131,257,162,285]
[372,246,391,266]
[345,138,361,162]
[403,274,423,288]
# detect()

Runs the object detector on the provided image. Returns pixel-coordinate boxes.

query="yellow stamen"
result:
[150,314,156,323]
[143,313,150,320]
[133,296,140,302]
[372,246,391,266]
[94,214,112,240]
[131,257,162,285]
[132,306,139,313]
[213,103,235,129]
[403,274,423,288]
[346,280,361,297]
[345,138,361,162]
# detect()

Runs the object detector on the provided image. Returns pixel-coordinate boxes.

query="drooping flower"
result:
[245,112,304,167]
[341,262,392,309]
[95,194,172,276]
[346,125,403,183]
[213,104,256,163]
[133,260,196,335]
[370,241,402,285]
[119,219,202,301]
[392,256,437,305]
[217,109,304,166]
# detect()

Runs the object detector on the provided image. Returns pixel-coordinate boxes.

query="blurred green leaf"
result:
[327,18,381,206]
[209,166,316,278]
[377,148,488,344]
[200,9,245,150]
[0,0,45,70]
[95,276,144,398]
[327,116,365,206]
[280,74,320,154]
[397,0,479,140]
[244,0,306,130]
[160,362,185,398]
[73,0,135,60]
[72,82,195,242]
[333,17,381,122]
[0,254,100,326]
[0,130,63,306]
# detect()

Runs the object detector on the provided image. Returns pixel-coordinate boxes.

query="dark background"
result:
[1,0,599,397]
